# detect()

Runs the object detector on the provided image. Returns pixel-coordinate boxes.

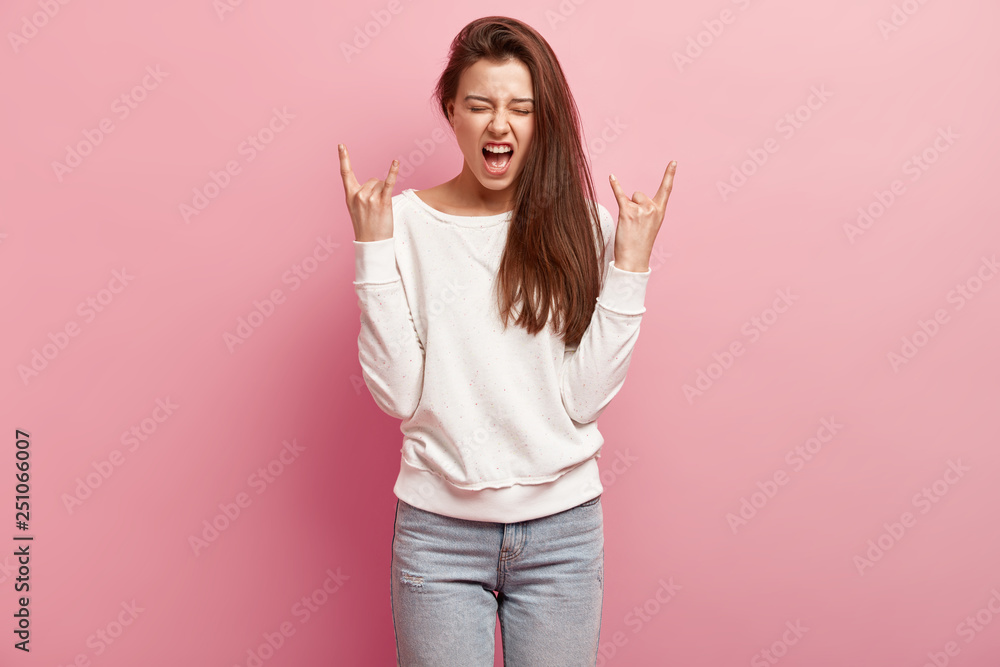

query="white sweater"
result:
[353,188,651,523]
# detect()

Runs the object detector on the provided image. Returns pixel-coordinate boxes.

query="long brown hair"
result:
[433,16,606,350]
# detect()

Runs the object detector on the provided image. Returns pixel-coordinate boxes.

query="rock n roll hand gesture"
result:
[608,161,678,273]
[339,143,399,243]
[338,141,677,265]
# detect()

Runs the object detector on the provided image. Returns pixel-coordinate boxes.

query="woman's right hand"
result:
[338,143,399,242]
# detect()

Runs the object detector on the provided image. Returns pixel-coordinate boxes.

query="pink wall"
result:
[2,0,998,665]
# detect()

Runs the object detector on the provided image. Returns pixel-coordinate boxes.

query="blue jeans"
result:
[390,495,605,666]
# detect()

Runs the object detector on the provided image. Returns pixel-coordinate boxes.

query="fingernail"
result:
[610,173,616,181]
[338,143,344,152]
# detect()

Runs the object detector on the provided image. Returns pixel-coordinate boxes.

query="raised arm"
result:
[341,143,425,419]
[559,162,677,423]
[353,238,426,420]
[558,205,651,424]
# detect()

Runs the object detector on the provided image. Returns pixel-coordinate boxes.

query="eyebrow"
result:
[464,95,534,104]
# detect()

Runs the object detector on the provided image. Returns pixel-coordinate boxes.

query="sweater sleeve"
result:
[353,237,425,420]
[559,204,651,424]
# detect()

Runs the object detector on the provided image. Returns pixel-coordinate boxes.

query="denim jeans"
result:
[390,495,604,666]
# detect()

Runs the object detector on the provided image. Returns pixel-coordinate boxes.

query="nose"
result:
[488,110,511,134]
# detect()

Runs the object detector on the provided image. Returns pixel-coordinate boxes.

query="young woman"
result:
[339,15,676,666]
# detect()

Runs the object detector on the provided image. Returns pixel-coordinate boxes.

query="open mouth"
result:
[482,145,513,174]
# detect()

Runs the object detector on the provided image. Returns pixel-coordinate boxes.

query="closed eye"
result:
[470,107,531,114]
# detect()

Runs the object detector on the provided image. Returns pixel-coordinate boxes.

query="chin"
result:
[479,163,521,183]
[479,173,516,186]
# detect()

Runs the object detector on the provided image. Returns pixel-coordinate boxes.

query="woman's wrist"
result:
[613,256,650,273]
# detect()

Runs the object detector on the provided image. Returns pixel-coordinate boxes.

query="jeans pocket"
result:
[578,495,602,508]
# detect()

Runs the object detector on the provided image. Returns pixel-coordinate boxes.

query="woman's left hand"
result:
[608,161,677,272]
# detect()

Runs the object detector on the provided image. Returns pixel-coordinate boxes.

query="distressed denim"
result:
[390,495,604,666]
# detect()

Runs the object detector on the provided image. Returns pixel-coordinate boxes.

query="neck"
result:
[449,162,518,214]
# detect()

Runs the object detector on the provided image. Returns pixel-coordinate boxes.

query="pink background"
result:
[2,0,998,665]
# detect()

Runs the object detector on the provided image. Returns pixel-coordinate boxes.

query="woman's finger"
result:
[654,161,677,210]
[609,173,629,208]
[381,158,400,202]
[338,143,361,197]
